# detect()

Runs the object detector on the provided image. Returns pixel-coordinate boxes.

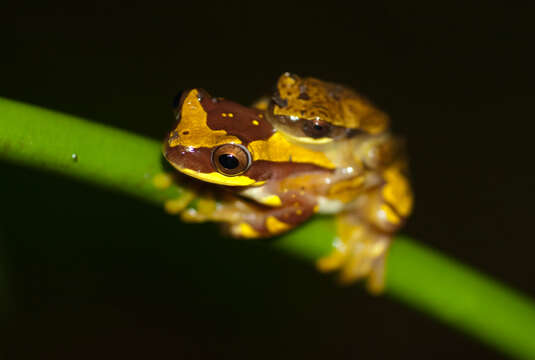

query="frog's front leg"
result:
[154,172,244,224]
[317,163,413,293]
[164,184,317,239]
[227,187,318,238]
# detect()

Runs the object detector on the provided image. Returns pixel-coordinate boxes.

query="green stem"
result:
[1,97,535,359]
[0,97,184,205]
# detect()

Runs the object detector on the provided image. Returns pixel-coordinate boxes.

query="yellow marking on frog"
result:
[259,195,282,207]
[228,113,234,118]
[380,204,401,224]
[327,176,365,203]
[266,216,291,234]
[169,89,241,148]
[152,173,173,189]
[281,131,333,144]
[313,205,319,213]
[248,132,335,169]
[252,119,259,126]
[178,167,260,186]
[197,197,217,215]
[296,209,303,215]
[221,113,227,117]
[382,167,413,216]
[164,192,195,214]
[259,114,264,118]
[239,222,260,238]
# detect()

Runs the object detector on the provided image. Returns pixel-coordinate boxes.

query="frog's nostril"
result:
[181,130,190,136]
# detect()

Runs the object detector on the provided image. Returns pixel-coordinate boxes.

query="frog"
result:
[162,73,413,293]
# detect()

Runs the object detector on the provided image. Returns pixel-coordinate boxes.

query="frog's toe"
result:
[227,222,262,239]
[316,250,347,272]
[321,213,391,293]
[164,191,195,215]
[335,251,387,293]
[179,196,219,222]
[366,257,386,295]
[179,208,208,222]
[337,253,374,285]
[153,172,174,189]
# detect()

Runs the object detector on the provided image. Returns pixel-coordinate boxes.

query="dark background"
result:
[3,2,535,359]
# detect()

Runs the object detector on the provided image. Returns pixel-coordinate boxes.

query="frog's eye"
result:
[212,144,251,176]
[302,119,332,139]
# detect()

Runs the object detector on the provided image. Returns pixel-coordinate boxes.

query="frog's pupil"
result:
[303,119,331,138]
[219,154,239,169]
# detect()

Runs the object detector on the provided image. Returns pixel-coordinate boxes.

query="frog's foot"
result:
[180,194,249,226]
[163,190,196,215]
[316,215,391,294]
[180,196,220,222]
[316,227,361,272]
[165,196,193,215]
[319,163,412,293]
[337,232,390,294]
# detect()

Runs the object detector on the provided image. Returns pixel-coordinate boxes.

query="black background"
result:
[2,2,535,359]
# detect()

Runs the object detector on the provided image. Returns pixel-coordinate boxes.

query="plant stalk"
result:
[1,97,535,359]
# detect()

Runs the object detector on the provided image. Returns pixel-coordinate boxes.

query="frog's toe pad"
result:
[316,251,346,272]
[337,256,386,294]
[153,173,174,189]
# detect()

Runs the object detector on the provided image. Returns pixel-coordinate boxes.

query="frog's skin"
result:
[163,75,412,292]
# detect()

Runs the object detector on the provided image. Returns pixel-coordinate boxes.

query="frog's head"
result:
[267,73,390,144]
[164,89,335,187]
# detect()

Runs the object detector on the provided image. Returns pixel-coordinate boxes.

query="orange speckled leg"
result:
[317,164,413,293]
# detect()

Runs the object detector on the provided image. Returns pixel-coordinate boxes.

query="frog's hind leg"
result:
[317,213,391,294]
[317,164,413,294]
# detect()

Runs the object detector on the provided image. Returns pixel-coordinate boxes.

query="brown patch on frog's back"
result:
[199,95,275,145]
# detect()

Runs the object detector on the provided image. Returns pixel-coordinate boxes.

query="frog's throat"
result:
[173,165,265,187]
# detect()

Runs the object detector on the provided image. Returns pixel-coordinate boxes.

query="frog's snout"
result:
[163,134,214,175]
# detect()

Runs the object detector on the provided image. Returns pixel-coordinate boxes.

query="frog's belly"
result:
[316,196,346,214]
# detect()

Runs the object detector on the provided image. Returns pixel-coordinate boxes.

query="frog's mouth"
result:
[175,167,260,186]
[163,143,264,187]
